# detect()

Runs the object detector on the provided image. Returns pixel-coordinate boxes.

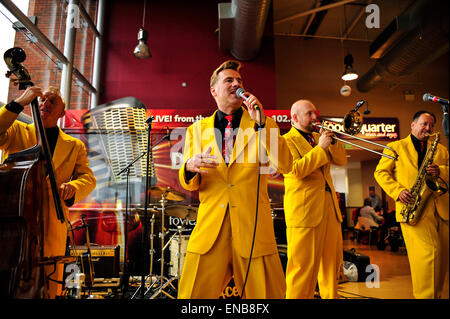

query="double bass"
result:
[0,47,65,298]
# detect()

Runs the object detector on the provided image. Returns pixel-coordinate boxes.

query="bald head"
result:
[290,99,318,133]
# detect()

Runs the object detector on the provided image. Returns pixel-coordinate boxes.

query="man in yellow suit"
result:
[0,86,96,298]
[282,99,347,299]
[178,60,292,299]
[375,110,449,299]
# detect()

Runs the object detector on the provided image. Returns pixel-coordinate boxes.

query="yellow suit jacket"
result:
[282,127,347,228]
[374,134,449,222]
[0,106,96,257]
[179,108,292,258]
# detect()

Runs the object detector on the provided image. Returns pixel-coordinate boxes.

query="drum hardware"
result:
[129,200,196,299]
[149,186,186,202]
[127,185,190,299]
[168,229,190,278]
[144,192,176,299]
[124,116,171,299]
[165,204,198,220]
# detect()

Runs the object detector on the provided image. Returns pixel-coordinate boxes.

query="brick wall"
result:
[8,0,97,112]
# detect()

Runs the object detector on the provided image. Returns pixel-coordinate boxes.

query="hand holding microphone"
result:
[236,88,266,125]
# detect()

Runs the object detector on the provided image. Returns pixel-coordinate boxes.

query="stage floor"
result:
[338,230,413,299]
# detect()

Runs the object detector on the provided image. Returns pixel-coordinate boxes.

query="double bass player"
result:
[0,85,96,298]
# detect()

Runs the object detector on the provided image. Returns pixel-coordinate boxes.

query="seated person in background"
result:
[368,186,381,211]
[357,198,384,230]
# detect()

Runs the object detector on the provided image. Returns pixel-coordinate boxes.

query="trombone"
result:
[312,101,398,161]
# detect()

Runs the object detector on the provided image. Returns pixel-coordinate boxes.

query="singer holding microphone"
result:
[177,60,292,299]
[282,99,347,299]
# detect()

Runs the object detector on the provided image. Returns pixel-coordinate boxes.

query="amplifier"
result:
[69,245,120,279]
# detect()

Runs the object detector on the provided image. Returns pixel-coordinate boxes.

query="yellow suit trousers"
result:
[400,206,449,299]
[286,191,343,299]
[178,210,286,299]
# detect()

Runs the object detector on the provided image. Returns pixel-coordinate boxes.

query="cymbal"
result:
[165,205,198,220]
[270,202,283,208]
[135,207,160,216]
[149,186,185,201]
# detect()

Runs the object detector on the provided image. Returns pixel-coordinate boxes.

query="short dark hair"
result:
[369,186,375,191]
[413,110,436,123]
[364,198,372,206]
[210,60,241,87]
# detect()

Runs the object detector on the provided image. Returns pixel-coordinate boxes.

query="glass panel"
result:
[72,0,97,108]
[0,0,30,103]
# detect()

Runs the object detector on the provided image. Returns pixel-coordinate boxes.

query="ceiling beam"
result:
[342,0,373,39]
[274,32,371,42]
[302,0,320,35]
[275,0,358,25]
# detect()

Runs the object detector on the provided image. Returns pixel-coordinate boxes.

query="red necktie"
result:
[223,115,234,164]
[307,134,316,147]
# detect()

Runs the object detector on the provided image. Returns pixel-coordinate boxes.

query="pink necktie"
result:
[223,115,234,164]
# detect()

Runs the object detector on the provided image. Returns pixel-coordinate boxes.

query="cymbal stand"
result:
[145,193,176,298]
[119,119,170,299]
[130,211,158,299]
[125,124,170,299]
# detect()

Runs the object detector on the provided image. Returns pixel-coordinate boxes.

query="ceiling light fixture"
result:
[134,0,151,59]
[341,53,358,81]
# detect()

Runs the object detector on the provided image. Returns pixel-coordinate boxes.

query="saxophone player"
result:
[374,111,449,299]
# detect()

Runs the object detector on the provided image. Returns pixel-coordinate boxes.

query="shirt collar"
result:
[294,127,313,141]
[410,134,426,152]
[216,107,243,125]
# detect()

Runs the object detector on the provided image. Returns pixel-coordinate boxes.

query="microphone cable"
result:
[241,109,263,298]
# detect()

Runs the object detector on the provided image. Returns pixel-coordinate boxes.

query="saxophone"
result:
[400,133,448,225]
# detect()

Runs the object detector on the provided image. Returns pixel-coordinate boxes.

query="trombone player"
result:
[374,110,449,299]
[282,99,347,299]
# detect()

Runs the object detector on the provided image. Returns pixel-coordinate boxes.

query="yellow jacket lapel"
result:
[52,128,75,171]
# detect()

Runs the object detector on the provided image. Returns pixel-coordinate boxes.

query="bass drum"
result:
[169,235,190,277]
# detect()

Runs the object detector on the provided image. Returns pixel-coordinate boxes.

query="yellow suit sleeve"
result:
[327,141,347,166]
[178,124,201,191]
[374,145,405,202]
[69,141,97,205]
[438,145,449,183]
[285,138,328,179]
[258,117,293,174]
[0,105,21,150]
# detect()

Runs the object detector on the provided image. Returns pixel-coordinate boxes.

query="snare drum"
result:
[169,235,190,277]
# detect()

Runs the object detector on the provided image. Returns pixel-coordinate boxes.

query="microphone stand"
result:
[440,102,449,150]
[117,120,170,299]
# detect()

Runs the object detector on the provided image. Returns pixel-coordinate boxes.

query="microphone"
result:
[353,100,366,112]
[166,126,172,147]
[146,116,154,124]
[423,93,449,105]
[236,88,260,111]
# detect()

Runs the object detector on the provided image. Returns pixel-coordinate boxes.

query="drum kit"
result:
[130,185,196,299]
